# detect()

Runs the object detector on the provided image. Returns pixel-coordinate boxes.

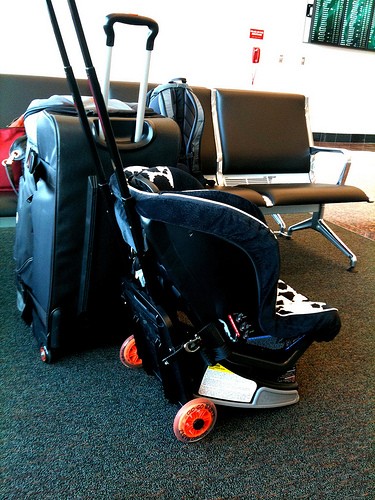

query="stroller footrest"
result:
[197,363,299,408]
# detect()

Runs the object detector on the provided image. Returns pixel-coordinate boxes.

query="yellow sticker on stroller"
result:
[198,364,257,403]
[207,364,232,373]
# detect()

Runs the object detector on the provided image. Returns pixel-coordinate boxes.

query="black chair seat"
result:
[210,185,267,206]
[238,182,370,206]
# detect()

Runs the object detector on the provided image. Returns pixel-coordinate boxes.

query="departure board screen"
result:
[308,0,375,50]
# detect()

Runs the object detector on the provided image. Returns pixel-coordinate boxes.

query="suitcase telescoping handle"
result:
[104,14,159,49]
[102,14,159,143]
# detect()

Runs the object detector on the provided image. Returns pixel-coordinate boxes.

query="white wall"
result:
[1,0,374,134]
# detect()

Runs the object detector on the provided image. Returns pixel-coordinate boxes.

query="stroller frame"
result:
[113,178,340,442]
[47,0,341,443]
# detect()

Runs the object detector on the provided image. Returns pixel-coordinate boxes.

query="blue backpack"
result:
[146,78,208,184]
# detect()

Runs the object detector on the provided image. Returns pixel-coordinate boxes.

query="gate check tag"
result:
[198,364,257,403]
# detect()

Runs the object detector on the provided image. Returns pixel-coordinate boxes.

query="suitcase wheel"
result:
[119,335,143,368]
[173,397,217,443]
[40,345,53,364]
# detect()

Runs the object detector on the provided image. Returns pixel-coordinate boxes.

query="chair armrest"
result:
[310,146,352,185]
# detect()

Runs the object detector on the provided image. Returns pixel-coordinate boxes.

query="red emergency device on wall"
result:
[251,47,261,85]
[252,46,261,63]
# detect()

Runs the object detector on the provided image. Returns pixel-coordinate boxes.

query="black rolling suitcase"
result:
[14,6,180,362]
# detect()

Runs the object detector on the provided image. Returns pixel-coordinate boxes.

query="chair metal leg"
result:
[271,213,288,236]
[287,216,314,234]
[287,208,357,270]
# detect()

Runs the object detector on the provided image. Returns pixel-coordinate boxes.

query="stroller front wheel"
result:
[173,397,217,443]
[119,335,143,368]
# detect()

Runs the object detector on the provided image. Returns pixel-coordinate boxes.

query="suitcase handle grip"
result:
[104,13,159,50]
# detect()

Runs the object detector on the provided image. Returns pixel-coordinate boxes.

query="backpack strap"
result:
[147,81,182,119]
[184,89,204,175]
[156,86,175,120]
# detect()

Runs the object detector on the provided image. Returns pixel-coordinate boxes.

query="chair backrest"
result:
[0,74,94,127]
[0,75,218,180]
[0,74,158,127]
[212,88,313,180]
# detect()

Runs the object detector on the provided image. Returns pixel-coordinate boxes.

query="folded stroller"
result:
[110,166,341,442]
[49,0,341,443]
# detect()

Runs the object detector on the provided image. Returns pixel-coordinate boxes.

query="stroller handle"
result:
[104,13,159,50]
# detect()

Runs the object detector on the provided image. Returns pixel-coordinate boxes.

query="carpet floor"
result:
[1,217,374,499]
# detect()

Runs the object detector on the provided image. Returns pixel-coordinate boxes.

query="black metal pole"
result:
[45,0,146,259]
[45,0,108,189]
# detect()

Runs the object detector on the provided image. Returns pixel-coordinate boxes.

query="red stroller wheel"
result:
[119,335,142,368]
[40,346,52,363]
[173,398,217,443]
